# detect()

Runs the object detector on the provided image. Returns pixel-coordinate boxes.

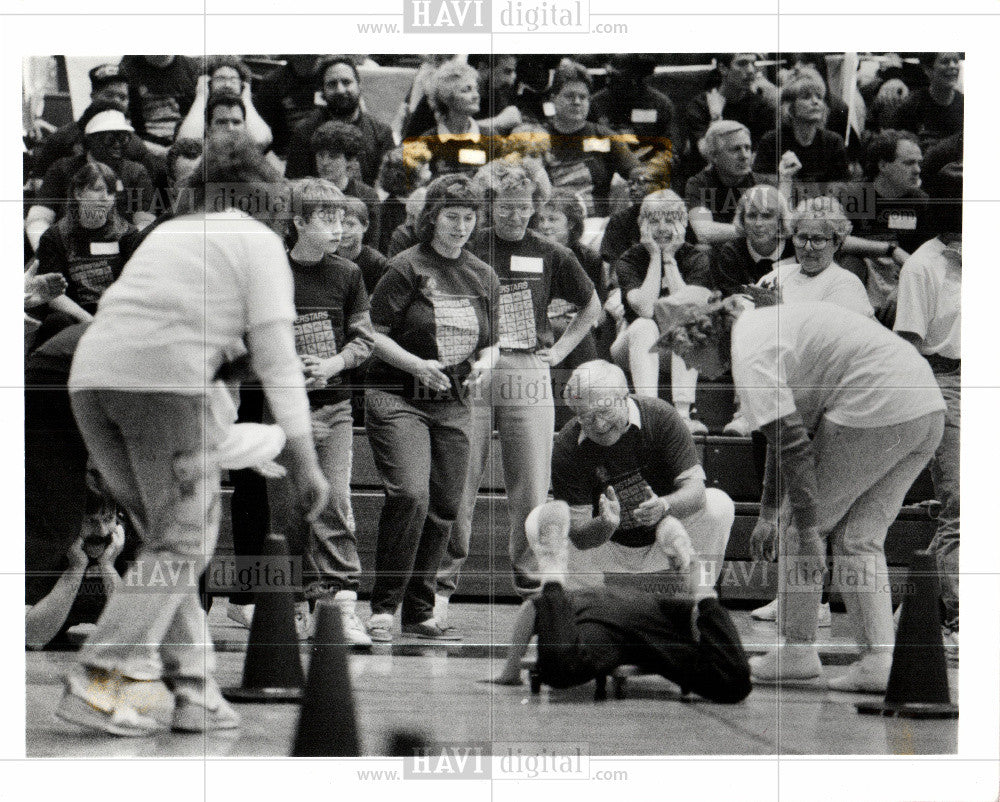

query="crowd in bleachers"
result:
[23,54,961,710]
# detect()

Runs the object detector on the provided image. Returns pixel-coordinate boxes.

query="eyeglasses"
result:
[792,232,833,249]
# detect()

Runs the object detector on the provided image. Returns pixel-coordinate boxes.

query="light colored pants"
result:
[437,352,554,598]
[610,317,699,404]
[779,412,944,651]
[565,488,734,599]
[70,390,223,682]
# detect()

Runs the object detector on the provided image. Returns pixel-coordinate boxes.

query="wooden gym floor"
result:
[26,599,957,757]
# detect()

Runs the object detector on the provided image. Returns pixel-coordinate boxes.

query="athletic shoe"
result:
[227,602,255,629]
[750,599,832,627]
[171,678,241,733]
[402,620,463,641]
[749,643,822,683]
[524,501,571,579]
[366,613,394,643]
[827,652,892,694]
[55,666,162,737]
[723,414,752,437]
[332,590,373,647]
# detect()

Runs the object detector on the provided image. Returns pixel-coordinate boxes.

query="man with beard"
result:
[284,55,395,186]
[26,109,155,251]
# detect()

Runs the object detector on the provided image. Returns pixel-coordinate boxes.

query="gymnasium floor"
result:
[26,600,957,757]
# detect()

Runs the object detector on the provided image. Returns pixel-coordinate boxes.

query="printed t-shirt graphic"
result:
[431,286,481,366]
[498,280,538,350]
[596,465,655,532]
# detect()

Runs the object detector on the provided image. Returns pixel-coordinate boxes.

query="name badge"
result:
[887,213,917,230]
[90,241,120,255]
[542,102,556,117]
[631,108,657,124]
[458,148,487,165]
[510,256,544,274]
[115,180,124,192]
[583,137,610,153]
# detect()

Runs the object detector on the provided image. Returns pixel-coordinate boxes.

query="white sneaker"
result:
[750,599,831,627]
[827,651,892,694]
[294,601,314,640]
[525,501,570,579]
[366,613,394,643]
[332,590,372,647]
[227,601,255,629]
[433,593,451,630]
[749,643,822,683]
[723,414,752,437]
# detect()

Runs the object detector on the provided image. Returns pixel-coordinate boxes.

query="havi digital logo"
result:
[404,0,492,32]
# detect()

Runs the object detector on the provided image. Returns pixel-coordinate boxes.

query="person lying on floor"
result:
[489,501,752,704]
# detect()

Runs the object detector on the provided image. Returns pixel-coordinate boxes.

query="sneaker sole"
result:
[55,691,161,737]
[171,710,242,733]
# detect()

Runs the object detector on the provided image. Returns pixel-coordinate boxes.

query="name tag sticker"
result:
[583,137,611,153]
[510,256,544,274]
[115,180,124,192]
[631,108,657,124]
[90,241,120,255]
[458,148,486,165]
[542,102,556,117]
[887,213,917,230]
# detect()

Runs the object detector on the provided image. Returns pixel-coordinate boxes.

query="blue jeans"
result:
[365,390,471,624]
[270,400,360,597]
[929,368,960,629]
[70,390,223,682]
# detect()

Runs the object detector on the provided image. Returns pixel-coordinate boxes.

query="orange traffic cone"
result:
[222,534,305,703]
[291,599,360,755]
[857,550,958,719]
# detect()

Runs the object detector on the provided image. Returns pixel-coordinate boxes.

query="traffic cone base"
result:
[222,534,306,704]
[855,550,957,720]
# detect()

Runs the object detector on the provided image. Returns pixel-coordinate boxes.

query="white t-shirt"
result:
[731,302,945,432]
[894,237,961,360]
[758,261,874,317]
[70,210,296,392]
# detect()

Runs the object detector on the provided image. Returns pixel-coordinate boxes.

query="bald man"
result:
[550,359,734,598]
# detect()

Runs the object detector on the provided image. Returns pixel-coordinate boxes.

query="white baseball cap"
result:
[84,109,134,136]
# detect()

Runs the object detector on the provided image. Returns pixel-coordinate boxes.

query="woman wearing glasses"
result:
[756,196,873,318]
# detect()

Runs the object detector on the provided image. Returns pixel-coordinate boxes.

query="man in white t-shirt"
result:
[57,133,329,738]
[895,228,961,656]
[657,299,944,693]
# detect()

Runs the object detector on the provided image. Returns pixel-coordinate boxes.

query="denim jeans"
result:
[929,368,960,629]
[70,390,224,682]
[437,352,553,599]
[779,412,944,652]
[270,399,360,597]
[365,390,470,624]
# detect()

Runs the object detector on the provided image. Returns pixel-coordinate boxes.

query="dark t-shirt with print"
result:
[36,214,141,313]
[851,188,931,255]
[417,128,494,179]
[542,121,640,216]
[552,395,700,548]
[367,243,500,403]
[289,253,370,407]
[468,228,595,351]
[615,242,713,324]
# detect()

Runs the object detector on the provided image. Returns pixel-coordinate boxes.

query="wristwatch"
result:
[884,241,895,257]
